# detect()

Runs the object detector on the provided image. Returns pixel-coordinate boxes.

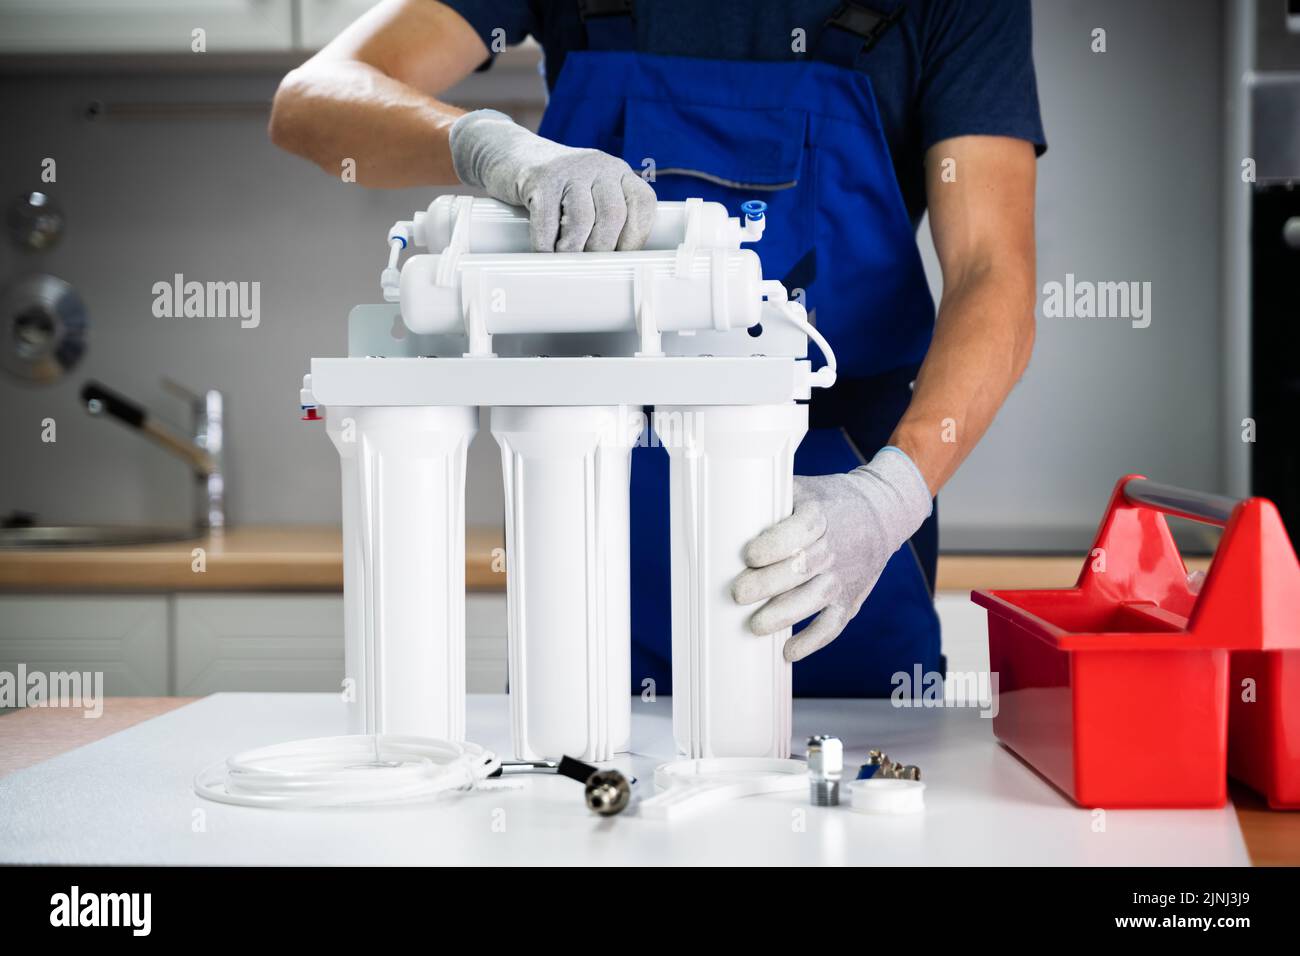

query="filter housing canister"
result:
[655,403,808,759]
[492,404,639,761]
[329,405,478,741]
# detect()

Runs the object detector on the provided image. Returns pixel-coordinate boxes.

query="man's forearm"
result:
[269,0,489,187]
[270,60,464,187]
[887,266,1036,496]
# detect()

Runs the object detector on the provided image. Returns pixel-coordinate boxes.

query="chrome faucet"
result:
[81,378,226,531]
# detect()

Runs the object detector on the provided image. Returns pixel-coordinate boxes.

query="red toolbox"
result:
[971,475,1300,809]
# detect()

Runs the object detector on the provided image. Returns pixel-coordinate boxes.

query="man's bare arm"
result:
[269,0,488,187]
[888,135,1038,494]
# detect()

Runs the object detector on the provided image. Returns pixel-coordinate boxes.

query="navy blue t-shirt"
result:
[441,0,1046,224]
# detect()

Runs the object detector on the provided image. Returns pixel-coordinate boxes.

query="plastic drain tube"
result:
[194,734,501,809]
[765,282,837,389]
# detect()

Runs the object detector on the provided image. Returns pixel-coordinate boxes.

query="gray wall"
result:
[927,0,1225,548]
[0,0,1227,549]
[0,67,525,528]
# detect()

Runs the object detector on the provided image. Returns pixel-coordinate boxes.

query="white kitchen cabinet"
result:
[0,591,509,697]
[935,591,991,677]
[173,592,510,694]
[0,0,295,54]
[0,590,980,699]
[174,594,345,695]
[466,592,507,693]
[298,0,377,50]
[0,595,169,697]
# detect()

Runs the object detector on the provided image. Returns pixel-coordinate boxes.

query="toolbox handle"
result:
[973,475,1299,653]
[1121,478,1239,527]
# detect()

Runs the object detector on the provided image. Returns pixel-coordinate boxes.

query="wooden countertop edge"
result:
[0,697,200,779]
[0,526,506,593]
[937,553,1212,592]
[0,696,1288,865]
[0,548,1209,594]
[0,560,504,592]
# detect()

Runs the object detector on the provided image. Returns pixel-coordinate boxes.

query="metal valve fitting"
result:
[858,749,922,782]
[556,755,632,816]
[806,735,843,806]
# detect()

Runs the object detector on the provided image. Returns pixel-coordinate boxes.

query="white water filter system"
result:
[491,405,637,761]
[656,404,807,759]
[305,195,838,768]
[328,405,477,741]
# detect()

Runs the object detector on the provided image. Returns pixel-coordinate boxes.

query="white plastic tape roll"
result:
[848,778,927,814]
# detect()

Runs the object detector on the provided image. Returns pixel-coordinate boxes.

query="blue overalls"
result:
[537,1,943,697]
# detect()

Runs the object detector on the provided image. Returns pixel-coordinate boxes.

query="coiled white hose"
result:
[194,734,501,809]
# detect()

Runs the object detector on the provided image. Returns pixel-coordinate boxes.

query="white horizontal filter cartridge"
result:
[415,195,755,253]
[654,403,808,759]
[492,405,638,761]
[328,405,477,741]
[399,247,764,338]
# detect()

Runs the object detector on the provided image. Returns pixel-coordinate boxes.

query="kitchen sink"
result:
[0,525,200,549]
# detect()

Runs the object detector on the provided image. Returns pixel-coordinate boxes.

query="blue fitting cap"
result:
[741,200,767,221]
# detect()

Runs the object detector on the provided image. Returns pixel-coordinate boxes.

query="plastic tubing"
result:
[193,734,501,809]
[382,221,414,302]
[763,281,837,388]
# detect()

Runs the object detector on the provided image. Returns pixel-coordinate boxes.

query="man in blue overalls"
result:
[272,0,1045,697]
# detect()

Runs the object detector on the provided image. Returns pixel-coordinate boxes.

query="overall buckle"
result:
[578,0,635,21]
[823,1,904,55]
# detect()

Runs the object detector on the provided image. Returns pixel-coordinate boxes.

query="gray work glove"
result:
[731,447,933,662]
[448,109,657,253]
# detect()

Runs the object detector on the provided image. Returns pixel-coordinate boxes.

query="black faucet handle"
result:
[81,381,146,429]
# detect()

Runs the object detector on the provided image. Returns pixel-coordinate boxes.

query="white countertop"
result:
[0,692,1250,866]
